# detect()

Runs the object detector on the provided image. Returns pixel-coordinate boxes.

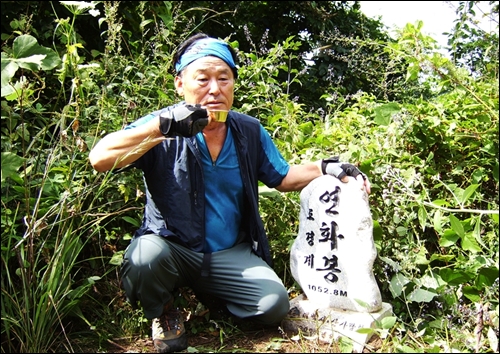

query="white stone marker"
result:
[283,175,392,353]
[290,174,382,312]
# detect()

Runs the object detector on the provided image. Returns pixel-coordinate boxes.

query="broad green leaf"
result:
[373,102,400,126]
[459,184,479,205]
[439,268,473,286]
[380,316,397,329]
[462,232,481,253]
[449,214,464,238]
[439,229,459,247]
[1,152,25,183]
[13,34,40,58]
[407,288,437,302]
[16,55,47,71]
[7,34,61,72]
[419,273,445,290]
[389,273,410,297]
[475,266,499,288]
[1,58,19,88]
[462,286,481,302]
[1,82,17,98]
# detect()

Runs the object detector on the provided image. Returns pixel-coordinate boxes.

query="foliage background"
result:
[1,1,498,353]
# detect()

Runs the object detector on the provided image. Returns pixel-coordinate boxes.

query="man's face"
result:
[175,56,234,112]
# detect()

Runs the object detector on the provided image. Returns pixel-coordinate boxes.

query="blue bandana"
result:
[175,38,237,75]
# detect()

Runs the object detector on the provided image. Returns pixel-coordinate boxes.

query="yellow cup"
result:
[208,110,228,122]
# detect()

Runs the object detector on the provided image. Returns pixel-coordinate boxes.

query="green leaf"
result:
[396,226,407,236]
[407,288,437,302]
[439,268,473,286]
[140,19,154,28]
[418,206,427,231]
[373,102,400,126]
[487,327,498,352]
[356,328,374,334]
[475,266,499,288]
[380,316,397,329]
[462,232,481,253]
[379,256,402,272]
[1,57,19,88]
[389,273,410,297]
[122,216,140,227]
[110,251,124,266]
[462,286,481,302]
[433,209,443,233]
[1,35,61,97]
[449,214,464,238]
[1,152,25,184]
[419,273,445,290]
[431,199,450,207]
[493,160,499,183]
[459,184,479,205]
[259,185,281,197]
[354,298,370,309]
[10,34,60,71]
[439,229,459,247]
[13,34,40,58]
[472,216,487,247]
[429,253,454,263]
[87,276,102,283]
[415,246,429,265]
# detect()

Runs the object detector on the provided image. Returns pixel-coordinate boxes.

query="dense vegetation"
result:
[1,1,498,353]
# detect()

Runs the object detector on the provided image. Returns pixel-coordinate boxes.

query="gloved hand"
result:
[321,156,367,181]
[159,104,209,137]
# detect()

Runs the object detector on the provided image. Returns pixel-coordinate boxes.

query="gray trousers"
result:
[120,234,290,325]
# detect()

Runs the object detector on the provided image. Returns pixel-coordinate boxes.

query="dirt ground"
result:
[96,315,383,353]
[80,290,383,353]
[102,328,383,353]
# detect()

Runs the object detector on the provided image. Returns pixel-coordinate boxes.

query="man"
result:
[89,33,371,353]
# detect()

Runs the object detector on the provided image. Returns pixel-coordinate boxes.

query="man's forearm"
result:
[89,118,164,172]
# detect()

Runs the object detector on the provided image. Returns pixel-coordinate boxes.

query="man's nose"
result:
[208,79,220,95]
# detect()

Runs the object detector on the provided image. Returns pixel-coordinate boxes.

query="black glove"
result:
[321,156,366,181]
[159,104,209,137]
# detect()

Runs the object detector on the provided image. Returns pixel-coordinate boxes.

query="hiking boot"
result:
[152,306,187,353]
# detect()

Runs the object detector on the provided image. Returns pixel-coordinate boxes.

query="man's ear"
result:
[174,76,184,96]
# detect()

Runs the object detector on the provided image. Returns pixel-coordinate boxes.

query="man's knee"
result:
[258,288,290,324]
[124,235,172,271]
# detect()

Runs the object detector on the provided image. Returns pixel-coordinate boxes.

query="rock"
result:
[290,175,382,312]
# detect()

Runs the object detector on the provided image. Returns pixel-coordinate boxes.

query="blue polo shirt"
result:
[196,128,243,252]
